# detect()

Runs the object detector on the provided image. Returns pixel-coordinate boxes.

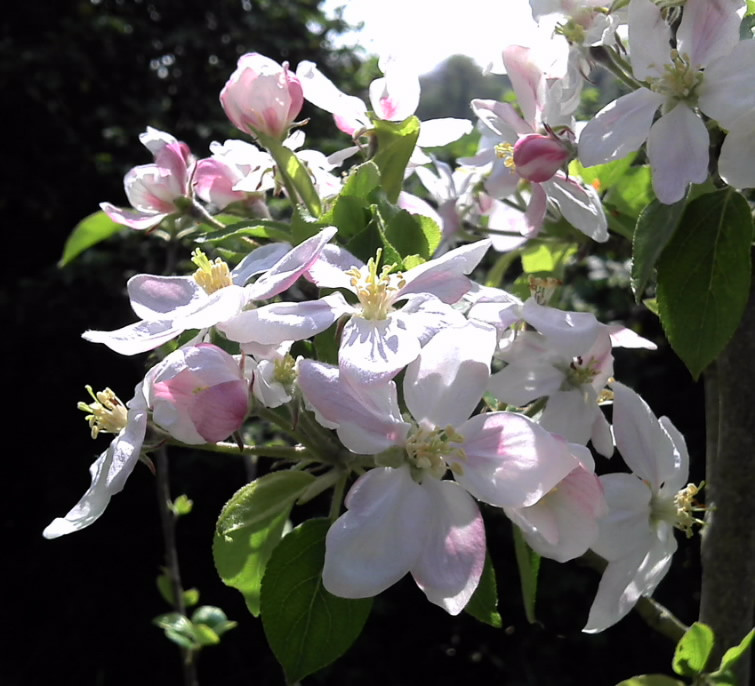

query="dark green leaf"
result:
[59,210,123,266]
[615,675,685,686]
[197,218,292,244]
[464,553,502,628]
[213,471,315,616]
[384,209,442,261]
[631,196,687,301]
[371,115,421,203]
[261,519,372,684]
[340,161,381,200]
[673,622,715,676]
[657,189,753,380]
[512,525,540,623]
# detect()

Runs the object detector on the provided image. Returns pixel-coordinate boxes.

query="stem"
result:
[589,46,645,91]
[155,447,199,686]
[328,473,348,522]
[700,276,755,685]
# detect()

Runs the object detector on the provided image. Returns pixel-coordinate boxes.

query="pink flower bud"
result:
[513,133,570,183]
[220,53,304,140]
[147,344,249,444]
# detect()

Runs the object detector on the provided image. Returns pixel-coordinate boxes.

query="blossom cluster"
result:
[47,0,743,643]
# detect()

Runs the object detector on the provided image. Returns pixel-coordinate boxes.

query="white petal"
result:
[411,479,486,615]
[677,0,741,68]
[83,318,184,356]
[454,412,577,508]
[578,89,662,166]
[322,467,432,598]
[628,0,672,80]
[231,242,292,286]
[417,118,473,148]
[543,175,608,242]
[717,126,755,191]
[339,316,421,386]
[43,404,148,538]
[404,321,496,428]
[540,388,599,446]
[698,39,755,131]
[127,274,202,320]
[646,105,709,205]
[584,527,676,633]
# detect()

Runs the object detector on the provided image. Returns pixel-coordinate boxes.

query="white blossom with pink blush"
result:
[584,382,695,633]
[146,343,249,444]
[298,321,579,613]
[579,0,747,204]
[465,46,607,241]
[194,139,275,211]
[83,227,337,355]
[304,239,491,386]
[100,127,195,231]
[504,444,607,562]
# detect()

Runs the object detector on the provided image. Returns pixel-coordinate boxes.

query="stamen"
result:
[191,249,233,294]
[647,50,703,102]
[673,482,707,537]
[273,355,297,387]
[344,248,406,320]
[405,425,467,481]
[78,385,128,439]
[495,142,517,170]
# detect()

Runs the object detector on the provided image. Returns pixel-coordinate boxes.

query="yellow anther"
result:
[673,482,707,538]
[273,355,297,386]
[78,385,128,439]
[529,276,562,306]
[191,249,233,294]
[405,425,467,481]
[345,249,405,320]
[495,142,516,170]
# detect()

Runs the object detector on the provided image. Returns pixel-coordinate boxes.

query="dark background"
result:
[4,1,705,684]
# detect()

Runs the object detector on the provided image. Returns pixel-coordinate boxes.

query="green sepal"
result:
[464,552,502,628]
[213,471,316,617]
[673,622,715,676]
[512,524,540,624]
[631,196,687,302]
[260,518,372,684]
[657,189,753,380]
[370,115,421,203]
[59,210,123,266]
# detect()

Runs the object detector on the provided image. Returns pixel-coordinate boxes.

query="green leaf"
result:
[512,525,540,623]
[521,242,577,275]
[570,151,636,191]
[191,606,237,639]
[261,519,372,684]
[213,471,315,616]
[384,209,442,261]
[340,161,381,200]
[170,493,194,516]
[183,588,200,607]
[324,195,371,240]
[197,218,292,244]
[58,210,123,266]
[604,166,654,220]
[371,115,421,203]
[155,570,199,608]
[673,622,715,676]
[657,189,753,380]
[615,675,685,686]
[712,627,755,678]
[464,553,502,628]
[644,298,659,316]
[631,196,687,301]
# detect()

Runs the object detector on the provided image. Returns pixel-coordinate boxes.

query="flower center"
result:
[647,50,703,102]
[78,385,128,439]
[273,354,297,387]
[191,249,233,294]
[345,249,406,320]
[561,355,600,390]
[405,425,466,481]
[651,481,706,537]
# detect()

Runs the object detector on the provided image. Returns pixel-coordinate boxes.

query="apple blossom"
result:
[83,227,337,355]
[220,53,304,140]
[100,127,195,231]
[584,382,702,633]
